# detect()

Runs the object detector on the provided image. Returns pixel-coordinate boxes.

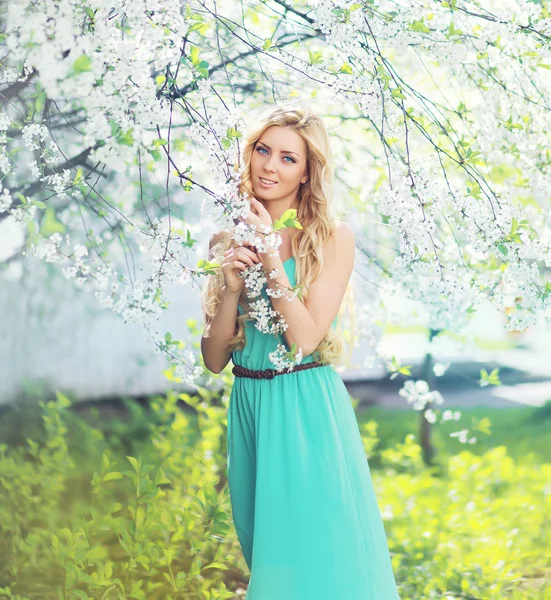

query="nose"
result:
[263,155,277,173]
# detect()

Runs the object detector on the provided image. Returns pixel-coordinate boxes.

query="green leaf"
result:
[409,18,430,34]
[279,208,297,222]
[190,45,200,66]
[475,417,492,435]
[391,87,406,100]
[446,22,464,38]
[73,54,92,74]
[307,50,324,66]
[196,60,209,78]
[56,391,72,407]
[34,90,46,114]
[73,167,84,185]
[102,452,110,471]
[273,208,302,231]
[339,63,353,75]
[226,126,242,139]
[162,572,173,584]
[479,367,501,387]
[154,470,172,486]
[40,207,66,236]
[126,456,140,473]
[201,561,228,571]
[118,128,135,146]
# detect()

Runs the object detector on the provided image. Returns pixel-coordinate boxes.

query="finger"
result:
[238,247,260,261]
[232,260,248,270]
[240,241,259,255]
[234,251,257,266]
[223,257,247,270]
[251,198,266,213]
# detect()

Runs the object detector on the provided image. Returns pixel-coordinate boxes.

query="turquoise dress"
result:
[227,256,400,600]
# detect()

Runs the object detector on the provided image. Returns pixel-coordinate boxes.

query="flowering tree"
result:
[2,0,551,450]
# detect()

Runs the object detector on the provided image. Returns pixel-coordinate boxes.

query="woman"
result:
[201,104,400,599]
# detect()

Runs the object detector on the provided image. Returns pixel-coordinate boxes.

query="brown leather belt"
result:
[232,361,327,380]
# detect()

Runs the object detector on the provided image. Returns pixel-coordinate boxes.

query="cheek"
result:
[287,166,301,180]
[251,152,264,172]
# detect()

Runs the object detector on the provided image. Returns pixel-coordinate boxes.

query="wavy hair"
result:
[202,102,356,367]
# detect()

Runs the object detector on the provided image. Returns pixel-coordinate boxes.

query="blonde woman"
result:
[201,104,399,599]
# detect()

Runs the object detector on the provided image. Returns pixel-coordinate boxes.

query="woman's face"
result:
[250,125,309,204]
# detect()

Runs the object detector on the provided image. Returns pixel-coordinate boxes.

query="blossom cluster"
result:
[2,0,551,431]
[236,232,304,370]
[268,344,304,373]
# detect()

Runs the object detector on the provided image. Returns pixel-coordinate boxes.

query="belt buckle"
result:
[264,368,276,379]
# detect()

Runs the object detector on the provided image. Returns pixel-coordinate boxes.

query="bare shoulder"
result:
[326,220,355,264]
[335,220,355,245]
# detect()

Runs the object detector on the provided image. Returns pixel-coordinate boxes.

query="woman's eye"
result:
[257,147,295,163]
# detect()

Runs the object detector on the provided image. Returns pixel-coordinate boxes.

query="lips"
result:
[259,177,277,185]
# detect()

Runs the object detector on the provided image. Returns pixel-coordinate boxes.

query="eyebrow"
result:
[256,141,300,157]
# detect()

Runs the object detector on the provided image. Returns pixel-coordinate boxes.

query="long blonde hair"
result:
[202,102,356,367]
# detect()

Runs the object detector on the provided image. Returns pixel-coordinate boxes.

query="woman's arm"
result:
[259,222,355,358]
[200,232,240,374]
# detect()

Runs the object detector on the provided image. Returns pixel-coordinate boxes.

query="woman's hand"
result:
[221,242,261,294]
[238,198,280,260]
[241,198,273,236]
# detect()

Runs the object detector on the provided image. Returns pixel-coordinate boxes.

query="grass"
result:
[3,394,551,468]
[357,401,551,467]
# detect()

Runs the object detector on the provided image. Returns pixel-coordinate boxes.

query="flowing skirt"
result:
[227,364,400,600]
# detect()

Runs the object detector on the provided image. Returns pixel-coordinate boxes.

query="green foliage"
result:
[359,407,551,598]
[479,367,501,387]
[0,394,550,598]
[196,258,222,276]
[188,44,209,79]
[40,207,66,236]
[358,404,551,465]
[72,55,92,74]
[307,50,324,66]
[379,444,551,599]
[409,18,431,34]
[272,208,302,231]
[0,389,243,599]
